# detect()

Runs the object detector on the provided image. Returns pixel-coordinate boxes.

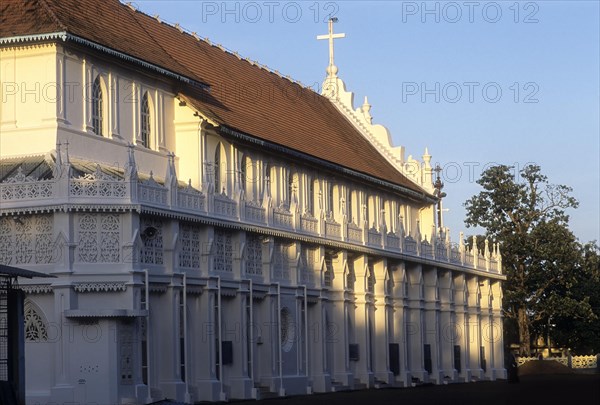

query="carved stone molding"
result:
[149,283,168,294]
[73,282,127,293]
[186,286,203,295]
[24,300,48,342]
[19,284,53,294]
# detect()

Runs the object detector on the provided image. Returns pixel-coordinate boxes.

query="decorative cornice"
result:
[19,284,53,294]
[220,126,435,204]
[149,284,168,294]
[64,309,148,318]
[186,286,203,295]
[0,32,209,91]
[73,282,127,293]
[220,288,237,297]
[0,32,68,45]
[0,204,139,217]
[137,206,505,280]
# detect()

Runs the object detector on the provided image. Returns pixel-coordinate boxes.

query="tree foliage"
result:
[549,242,600,354]
[464,164,597,355]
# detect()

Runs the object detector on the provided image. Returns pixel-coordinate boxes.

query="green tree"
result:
[463,164,594,355]
[549,242,600,354]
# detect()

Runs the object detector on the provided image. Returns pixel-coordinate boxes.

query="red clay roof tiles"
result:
[1,0,429,197]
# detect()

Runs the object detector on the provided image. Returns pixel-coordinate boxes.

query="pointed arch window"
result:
[328,183,335,217]
[92,76,104,136]
[287,170,294,206]
[214,144,222,193]
[363,193,370,227]
[240,154,248,193]
[140,91,151,148]
[24,300,48,342]
[264,162,271,187]
[347,189,354,223]
[307,176,315,216]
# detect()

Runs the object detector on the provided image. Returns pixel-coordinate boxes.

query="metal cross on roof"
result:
[317,17,345,71]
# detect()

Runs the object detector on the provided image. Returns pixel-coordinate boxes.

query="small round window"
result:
[280,307,295,352]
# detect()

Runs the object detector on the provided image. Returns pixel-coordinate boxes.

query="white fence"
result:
[516,355,598,369]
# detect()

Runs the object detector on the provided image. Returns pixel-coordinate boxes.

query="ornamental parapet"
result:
[0,157,502,275]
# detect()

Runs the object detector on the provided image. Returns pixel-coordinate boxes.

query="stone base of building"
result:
[160,380,186,402]
[311,373,332,393]
[227,376,254,399]
[333,371,355,387]
[195,379,226,402]
[354,370,375,387]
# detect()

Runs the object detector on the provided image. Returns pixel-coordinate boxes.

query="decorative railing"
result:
[477,254,487,271]
[517,355,598,369]
[0,167,55,202]
[325,220,341,239]
[572,355,598,369]
[347,223,362,243]
[387,233,400,250]
[367,229,381,246]
[214,194,236,217]
[301,215,318,234]
[70,176,128,199]
[245,202,265,223]
[178,187,205,211]
[489,258,498,271]
[404,236,417,255]
[139,178,168,205]
[436,243,448,261]
[421,242,433,258]
[450,247,461,264]
[0,167,504,274]
[1,179,54,201]
[465,253,474,266]
[273,209,293,229]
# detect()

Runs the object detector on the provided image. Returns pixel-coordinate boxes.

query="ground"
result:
[247,373,600,405]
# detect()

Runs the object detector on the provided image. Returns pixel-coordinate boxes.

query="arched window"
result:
[328,183,334,217]
[140,91,151,148]
[347,189,353,223]
[214,143,221,192]
[306,176,315,215]
[24,299,48,342]
[287,170,294,206]
[240,155,247,193]
[92,76,104,136]
[363,193,369,226]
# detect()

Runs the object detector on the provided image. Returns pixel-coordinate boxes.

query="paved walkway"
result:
[251,374,600,405]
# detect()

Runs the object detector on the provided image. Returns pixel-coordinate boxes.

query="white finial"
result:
[53,142,63,178]
[55,142,62,167]
[63,140,70,164]
[423,147,432,169]
[317,17,346,78]
[125,143,138,181]
[362,96,372,124]
[166,152,177,186]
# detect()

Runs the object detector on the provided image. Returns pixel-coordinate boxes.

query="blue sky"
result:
[134,0,599,243]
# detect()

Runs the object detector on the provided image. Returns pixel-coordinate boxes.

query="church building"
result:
[0,1,506,404]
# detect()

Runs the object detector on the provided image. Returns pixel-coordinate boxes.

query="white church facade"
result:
[0,1,506,404]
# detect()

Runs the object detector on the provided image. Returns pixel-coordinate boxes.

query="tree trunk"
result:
[517,307,531,356]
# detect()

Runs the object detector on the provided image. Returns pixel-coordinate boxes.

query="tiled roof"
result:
[1,0,430,197]
[0,264,56,278]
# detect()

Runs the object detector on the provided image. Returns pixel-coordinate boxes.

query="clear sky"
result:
[133,0,599,243]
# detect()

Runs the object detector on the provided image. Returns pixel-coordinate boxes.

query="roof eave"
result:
[219,126,437,204]
[0,31,210,91]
